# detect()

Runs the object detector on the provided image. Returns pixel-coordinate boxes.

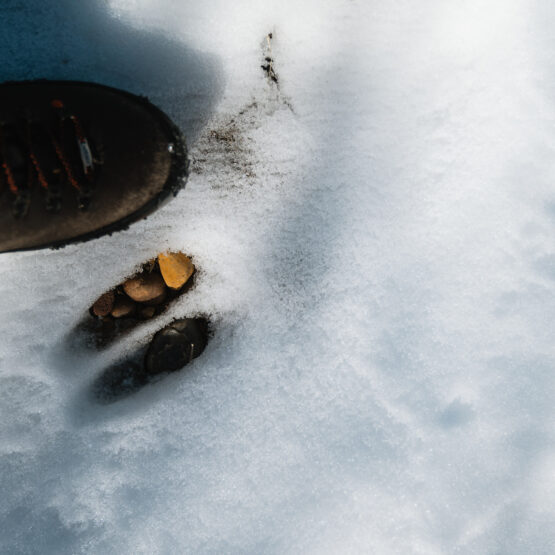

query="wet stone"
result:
[144,318,209,375]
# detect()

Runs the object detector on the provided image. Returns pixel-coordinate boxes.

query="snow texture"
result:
[1,0,555,553]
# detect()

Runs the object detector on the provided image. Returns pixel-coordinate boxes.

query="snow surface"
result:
[1,0,555,552]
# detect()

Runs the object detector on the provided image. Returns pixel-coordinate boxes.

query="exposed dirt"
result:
[190,31,293,189]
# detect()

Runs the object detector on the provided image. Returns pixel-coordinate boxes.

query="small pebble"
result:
[123,272,166,302]
[143,289,167,306]
[92,290,115,317]
[158,252,194,290]
[110,295,136,318]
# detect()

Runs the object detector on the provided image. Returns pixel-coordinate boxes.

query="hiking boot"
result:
[0,80,188,252]
[144,318,209,375]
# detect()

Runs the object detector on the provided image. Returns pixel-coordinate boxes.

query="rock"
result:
[143,289,167,306]
[144,318,209,374]
[123,272,166,302]
[158,252,194,290]
[110,295,136,318]
[91,290,115,317]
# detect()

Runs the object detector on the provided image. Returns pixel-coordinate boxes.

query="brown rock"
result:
[158,252,194,290]
[110,295,136,318]
[143,289,167,306]
[123,272,166,302]
[91,290,115,317]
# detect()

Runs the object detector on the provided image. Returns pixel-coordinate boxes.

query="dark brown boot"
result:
[0,80,188,252]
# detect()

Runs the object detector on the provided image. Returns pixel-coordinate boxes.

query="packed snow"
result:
[1,0,554,553]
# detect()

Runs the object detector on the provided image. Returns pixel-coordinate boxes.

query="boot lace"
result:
[0,99,102,218]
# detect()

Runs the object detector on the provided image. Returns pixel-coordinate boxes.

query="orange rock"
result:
[123,272,166,302]
[110,295,136,318]
[158,252,194,290]
[92,290,115,317]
